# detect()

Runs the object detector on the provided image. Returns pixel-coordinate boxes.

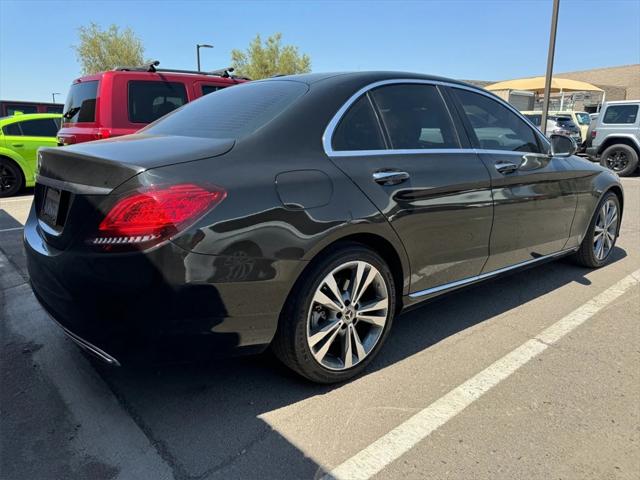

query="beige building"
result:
[464,64,639,112]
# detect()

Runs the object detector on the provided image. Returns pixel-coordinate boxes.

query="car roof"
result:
[267,71,478,89]
[72,69,243,85]
[0,112,62,124]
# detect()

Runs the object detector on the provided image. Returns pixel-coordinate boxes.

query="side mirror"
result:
[550,134,577,157]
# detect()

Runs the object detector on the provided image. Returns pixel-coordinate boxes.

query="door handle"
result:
[372,170,410,186]
[494,161,519,174]
[11,143,24,148]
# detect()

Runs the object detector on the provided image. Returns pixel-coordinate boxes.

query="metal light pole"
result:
[196,44,213,72]
[540,0,560,136]
[52,92,61,103]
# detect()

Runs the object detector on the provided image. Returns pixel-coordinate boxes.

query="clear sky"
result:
[1,0,639,102]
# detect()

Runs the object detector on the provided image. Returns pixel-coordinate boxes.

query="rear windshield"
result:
[552,116,576,127]
[63,81,98,123]
[142,80,309,139]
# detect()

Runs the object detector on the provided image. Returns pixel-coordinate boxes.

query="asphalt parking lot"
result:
[1,178,639,480]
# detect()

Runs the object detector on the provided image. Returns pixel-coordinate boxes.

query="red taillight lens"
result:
[96,128,112,139]
[591,130,597,138]
[91,183,226,251]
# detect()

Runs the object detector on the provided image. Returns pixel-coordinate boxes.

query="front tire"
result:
[0,158,24,198]
[600,144,638,177]
[272,243,396,383]
[572,191,620,268]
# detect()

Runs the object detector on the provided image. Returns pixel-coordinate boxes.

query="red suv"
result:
[57,62,247,145]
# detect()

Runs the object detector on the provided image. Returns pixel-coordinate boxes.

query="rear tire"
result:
[0,158,23,198]
[600,144,638,177]
[572,191,620,268]
[272,243,396,383]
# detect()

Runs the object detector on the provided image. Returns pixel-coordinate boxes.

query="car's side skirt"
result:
[404,247,579,307]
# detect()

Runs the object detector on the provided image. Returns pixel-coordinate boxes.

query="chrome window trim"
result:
[36,174,112,195]
[322,78,550,157]
[408,247,576,299]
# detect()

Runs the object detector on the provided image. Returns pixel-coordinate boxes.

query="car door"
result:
[15,118,59,160]
[5,118,59,184]
[449,86,577,272]
[326,81,494,294]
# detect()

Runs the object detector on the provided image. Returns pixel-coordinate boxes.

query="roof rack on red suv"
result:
[57,61,249,146]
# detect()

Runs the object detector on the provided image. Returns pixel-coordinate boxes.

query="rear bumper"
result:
[586,146,599,159]
[24,207,304,364]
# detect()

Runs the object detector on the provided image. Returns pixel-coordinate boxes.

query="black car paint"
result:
[25,72,623,364]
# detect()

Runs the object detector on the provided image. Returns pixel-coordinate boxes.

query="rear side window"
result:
[332,95,385,151]
[128,81,188,123]
[17,118,59,137]
[63,81,98,123]
[603,105,638,124]
[46,106,64,113]
[3,123,22,135]
[202,85,223,96]
[370,84,458,149]
[143,80,308,139]
[454,88,540,153]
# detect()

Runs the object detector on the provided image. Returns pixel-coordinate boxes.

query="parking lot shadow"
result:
[92,246,627,480]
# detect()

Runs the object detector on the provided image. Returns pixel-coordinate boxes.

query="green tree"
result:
[231,33,311,79]
[73,23,145,75]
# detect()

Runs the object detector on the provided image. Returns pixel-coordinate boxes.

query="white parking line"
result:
[0,196,33,204]
[0,226,24,233]
[324,270,640,480]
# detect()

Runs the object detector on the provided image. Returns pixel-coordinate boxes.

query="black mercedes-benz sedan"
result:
[25,72,623,383]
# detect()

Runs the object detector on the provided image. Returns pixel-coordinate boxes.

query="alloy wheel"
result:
[0,164,17,193]
[605,150,629,172]
[306,260,389,371]
[593,199,618,261]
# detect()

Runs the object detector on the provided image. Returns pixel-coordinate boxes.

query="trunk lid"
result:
[34,134,234,250]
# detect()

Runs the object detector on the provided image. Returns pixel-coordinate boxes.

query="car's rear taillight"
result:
[591,130,597,138]
[89,183,226,251]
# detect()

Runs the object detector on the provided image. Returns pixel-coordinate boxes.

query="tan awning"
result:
[485,77,603,93]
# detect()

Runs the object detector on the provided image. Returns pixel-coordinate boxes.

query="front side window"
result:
[332,95,385,151]
[63,81,98,123]
[128,81,188,123]
[574,112,590,125]
[370,84,458,149]
[17,118,59,137]
[603,105,638,124]
[454,89,540,153]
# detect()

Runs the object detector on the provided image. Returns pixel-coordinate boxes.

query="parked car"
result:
[26,72,623,383]
[0,100,63,116]
[0,113,61,197]
[521,111,582,144]
[57,62,247,146]
[583,114,599,155]
[586,100,640,176]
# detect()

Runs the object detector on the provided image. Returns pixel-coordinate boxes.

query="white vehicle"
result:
[587,100,640,177]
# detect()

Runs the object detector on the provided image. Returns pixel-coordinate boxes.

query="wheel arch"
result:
[598,135,640,156]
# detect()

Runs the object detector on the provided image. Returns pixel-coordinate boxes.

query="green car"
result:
[0,112,61,197]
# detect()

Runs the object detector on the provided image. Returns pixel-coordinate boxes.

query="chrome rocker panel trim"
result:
[409,248,577,299]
